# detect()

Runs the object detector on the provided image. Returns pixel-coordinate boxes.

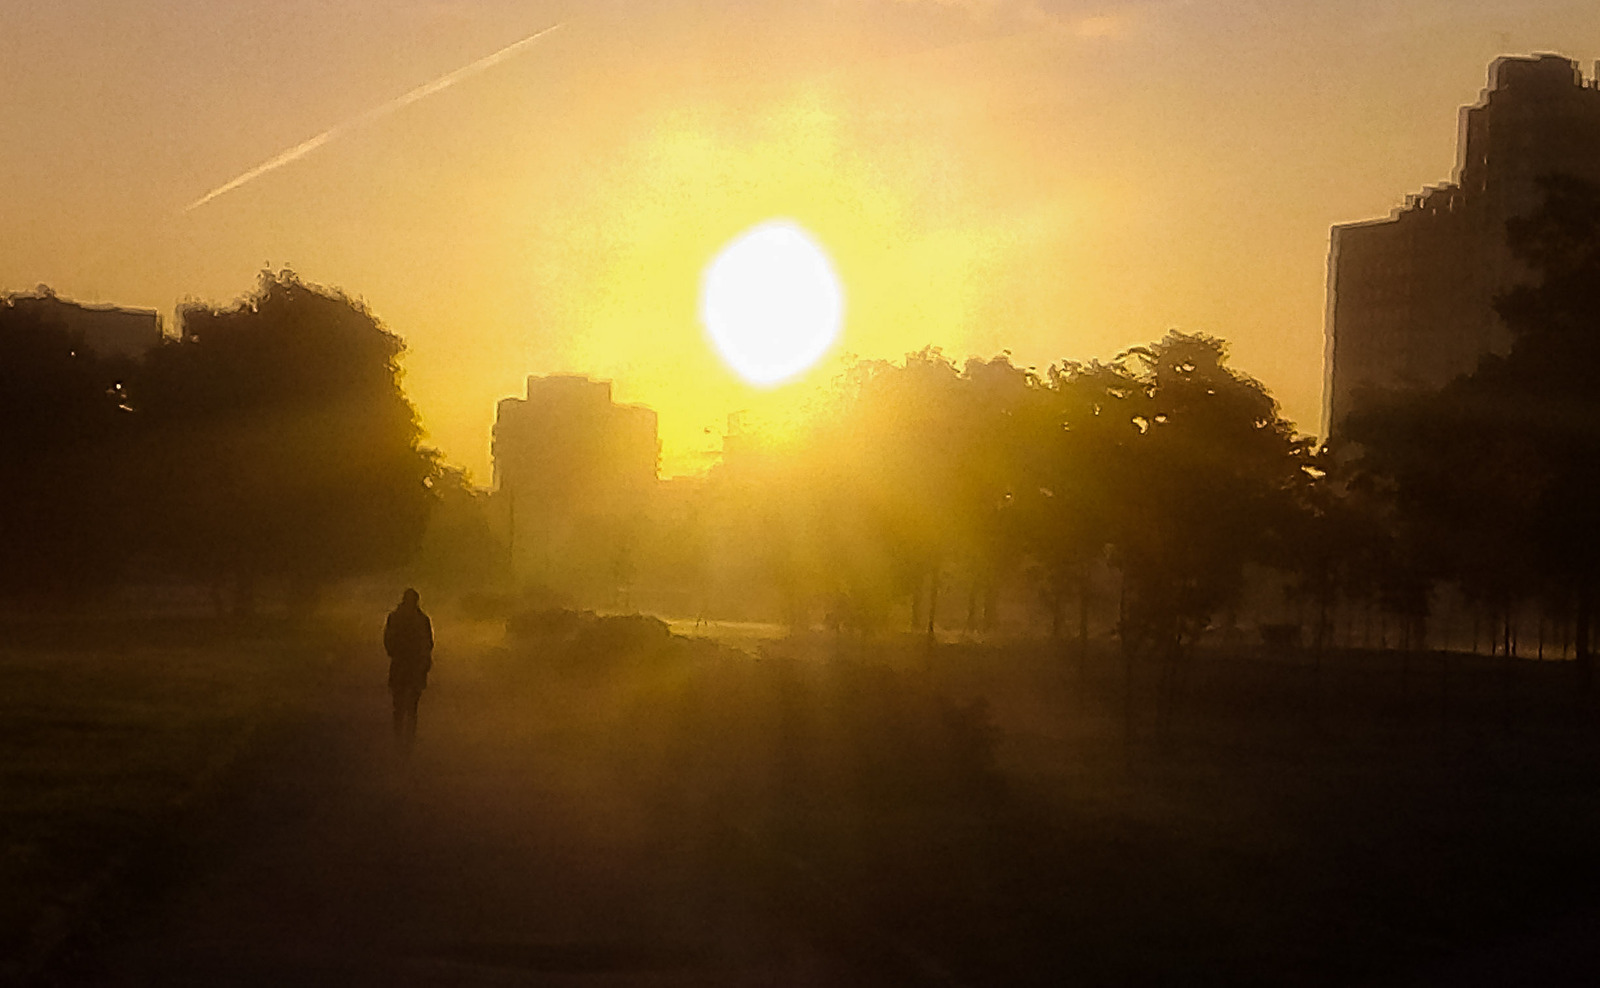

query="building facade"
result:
[2,289,163,361]
[1325,54,1600,433]
[492,375,660,598]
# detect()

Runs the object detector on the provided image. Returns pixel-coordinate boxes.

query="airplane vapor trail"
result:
[185,21,566,212]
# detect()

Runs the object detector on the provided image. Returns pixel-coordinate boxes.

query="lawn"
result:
[0,619,344,984]
[521,627,1600,985]
[9,613,1600,986]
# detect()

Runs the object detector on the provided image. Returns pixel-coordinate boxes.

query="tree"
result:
[1017,358,1123,658]
[1065,333,1309,665]
[0,296,140,602]
[815,350,1037,637]
[1494,174,1600,682]
[136,270,437,607]
[1348,175,1600,684]
[409,466,505,595]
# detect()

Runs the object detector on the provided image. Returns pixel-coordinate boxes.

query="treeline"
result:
[9,177,1598,670]
[644,332,1307,668]
[616,176,1600,677]
[1343,175,1600,683]
[0,271,439,610]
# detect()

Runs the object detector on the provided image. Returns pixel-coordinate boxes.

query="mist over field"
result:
[8,9,1600,985]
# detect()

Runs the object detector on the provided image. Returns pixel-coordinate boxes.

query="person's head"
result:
[400,588,420,609]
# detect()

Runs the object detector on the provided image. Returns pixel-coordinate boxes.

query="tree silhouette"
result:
[136,271,436,608]
[1079,333,1309,665]
[819,350,1037,637]
[1018,358,1124,658]
[688,335,1310,654]
[1350,175,1600,684]
[0,298,139,602]
[410,466,504,594]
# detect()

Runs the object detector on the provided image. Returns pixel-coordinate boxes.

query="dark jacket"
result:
[384,604,434,694]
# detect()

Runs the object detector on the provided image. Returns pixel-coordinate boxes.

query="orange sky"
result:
[4,1,1599,479]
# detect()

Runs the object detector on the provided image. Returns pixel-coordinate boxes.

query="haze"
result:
[4,0,1597,477]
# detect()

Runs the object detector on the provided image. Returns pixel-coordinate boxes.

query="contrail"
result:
[186,21,566,212]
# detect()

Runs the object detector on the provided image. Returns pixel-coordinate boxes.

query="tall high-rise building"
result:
[492,374,660,597]
[493,375,659,507]
[1324,54,1600,434]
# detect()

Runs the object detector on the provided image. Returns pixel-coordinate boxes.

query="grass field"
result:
[8,616,1600,985]
[0,619,357,984]
[477,623,1600,984]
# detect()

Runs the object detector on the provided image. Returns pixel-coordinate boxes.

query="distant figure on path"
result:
[383,588,433,746]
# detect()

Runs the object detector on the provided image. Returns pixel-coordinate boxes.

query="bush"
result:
[457,591,516,622]
[504,609,675,674]
[506,607,594,641]
[576,614,671,657]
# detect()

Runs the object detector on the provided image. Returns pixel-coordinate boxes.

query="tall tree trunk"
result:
[965,578,979,636]
[1157,640,1177,749]
[1315,591,1329,653]
[1502,601,1515,734]
[1400,630,1412,698]
[911,576,925,633]
[1439,649,1451,738]
[1120,577,1134,771]
[1077,562,1091,682]
[1314,591,1329,729]
[1576,584,1593,692]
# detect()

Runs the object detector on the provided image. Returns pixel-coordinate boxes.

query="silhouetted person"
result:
[384,588,433,746]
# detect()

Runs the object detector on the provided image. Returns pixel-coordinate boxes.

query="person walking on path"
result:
[383,588,433,746]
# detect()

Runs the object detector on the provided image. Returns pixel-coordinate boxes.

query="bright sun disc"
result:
[700,219,844,387]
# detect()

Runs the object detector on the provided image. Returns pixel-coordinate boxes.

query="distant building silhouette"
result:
[2,288,163,360]
[1325,54,1600,433]
[493,375,659,596]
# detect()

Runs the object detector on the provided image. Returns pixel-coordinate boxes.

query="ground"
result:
[8,616,1600,986]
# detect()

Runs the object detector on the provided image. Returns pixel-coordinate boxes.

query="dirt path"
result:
[52,639,870,987]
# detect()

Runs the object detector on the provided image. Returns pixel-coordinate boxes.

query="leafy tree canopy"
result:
[139,270,437,597]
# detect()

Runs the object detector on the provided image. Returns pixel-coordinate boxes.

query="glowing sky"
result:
[4,1,1599,478]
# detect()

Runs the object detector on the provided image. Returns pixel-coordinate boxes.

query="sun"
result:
[700,219,844,387]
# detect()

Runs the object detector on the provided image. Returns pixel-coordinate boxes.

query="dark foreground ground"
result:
[9,617,1600,986]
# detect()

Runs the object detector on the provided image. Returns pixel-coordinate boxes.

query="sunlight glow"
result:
[700,220,844,387]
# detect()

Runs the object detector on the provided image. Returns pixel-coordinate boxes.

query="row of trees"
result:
[0,271,439,609]
[655,330,1312,669]
[627,176,1600,674]
[1345,176,1600,683]
[7,177,1594,670]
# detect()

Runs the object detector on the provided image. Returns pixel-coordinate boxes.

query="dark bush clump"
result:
[507,607,594,642]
